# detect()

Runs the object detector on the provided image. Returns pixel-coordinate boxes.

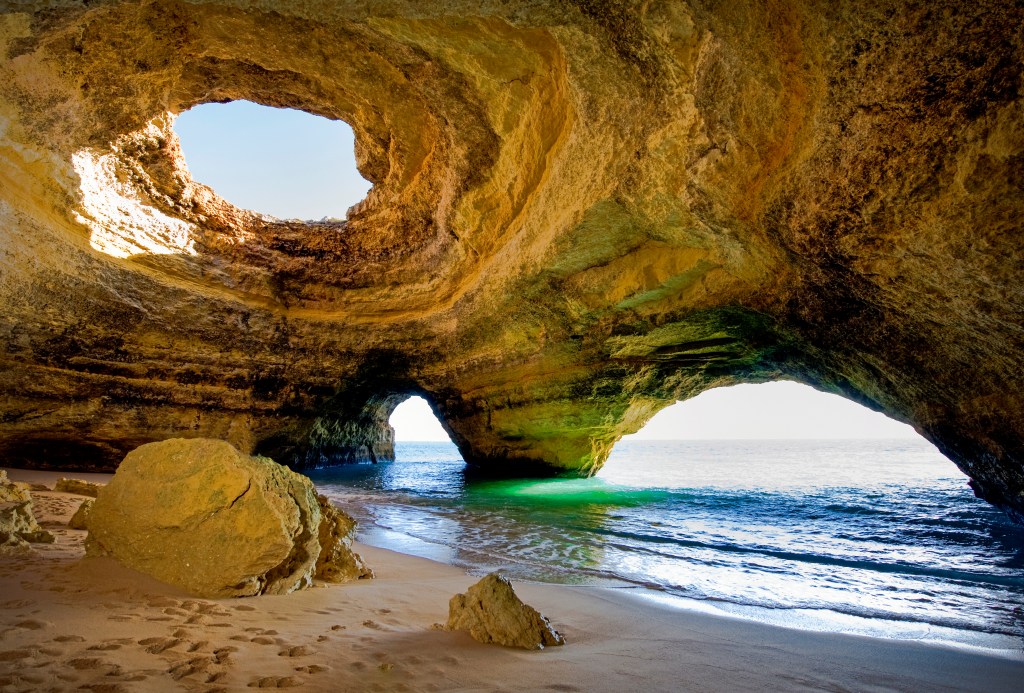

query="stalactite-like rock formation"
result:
[1,2,1022,519]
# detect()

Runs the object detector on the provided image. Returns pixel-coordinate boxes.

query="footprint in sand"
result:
[107,614,138,623]
[248,675,304,688]
[53,634,86,643]
[13,619,49,630]
[0,649,32,662]
[167,655,213,680]
[0,600,33,609]
[250,636,275,645]
[15,671,46,685]
[78,683,127,692]
[146,597,180,609]
[293,664,328,674]
[277,645,313,657]
[213,646,237,664]
[138,636,184,654]
[65,656,107,670]
[362,620,383,630]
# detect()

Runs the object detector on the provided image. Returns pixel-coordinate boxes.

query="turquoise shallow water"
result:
[311,439,1024,655]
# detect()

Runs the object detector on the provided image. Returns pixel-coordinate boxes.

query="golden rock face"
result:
[85,438,370,597]
[1,2,1022,518]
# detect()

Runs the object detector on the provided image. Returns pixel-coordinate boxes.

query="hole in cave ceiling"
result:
[174,100,371,221]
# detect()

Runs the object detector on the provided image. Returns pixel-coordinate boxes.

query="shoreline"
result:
[2,466,1023,692]
[353,515,1024,660]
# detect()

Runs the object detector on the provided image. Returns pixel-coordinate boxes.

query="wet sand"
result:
[2,467,1022,692]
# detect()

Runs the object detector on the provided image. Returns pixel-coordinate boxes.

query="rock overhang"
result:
[0,1,1022,520]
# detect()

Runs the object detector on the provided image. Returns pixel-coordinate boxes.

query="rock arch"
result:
[1,1,1022,520]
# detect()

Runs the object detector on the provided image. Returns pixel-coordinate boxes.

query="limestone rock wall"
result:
[1,2,1022,518]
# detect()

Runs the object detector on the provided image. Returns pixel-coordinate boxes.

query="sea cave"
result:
[1,2,1023,690]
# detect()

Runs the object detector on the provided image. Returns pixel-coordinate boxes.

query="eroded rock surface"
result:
[0,470,55,550]
[68,497,93,530]
[448,573,565,649]
[0,2,1022,518]
[315,494,374,583]
[55,478,105,498]
[84,438,370,597]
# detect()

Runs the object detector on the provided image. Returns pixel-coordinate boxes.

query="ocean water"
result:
[310,439,1024,655]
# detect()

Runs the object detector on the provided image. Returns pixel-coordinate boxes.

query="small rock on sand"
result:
[68,498,94,530]
[54,478,106,498]
[447,573,565,650]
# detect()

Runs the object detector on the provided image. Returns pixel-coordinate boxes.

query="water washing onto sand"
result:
[312,439,1024,656]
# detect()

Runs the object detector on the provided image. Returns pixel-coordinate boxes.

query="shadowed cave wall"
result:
[0,1,1022,520]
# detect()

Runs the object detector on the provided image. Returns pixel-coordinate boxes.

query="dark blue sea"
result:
[311,439,1024,656]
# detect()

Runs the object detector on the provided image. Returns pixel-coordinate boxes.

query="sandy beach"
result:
[2,467,1022,692]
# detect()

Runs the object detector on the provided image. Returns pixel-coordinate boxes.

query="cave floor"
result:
[1,469,1022,692]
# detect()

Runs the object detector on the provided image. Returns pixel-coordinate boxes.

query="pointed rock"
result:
[68,498,93,530]
[447,573,565,650]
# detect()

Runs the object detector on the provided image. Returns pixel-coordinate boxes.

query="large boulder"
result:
[447,573,565,650]
[85,438,370,597]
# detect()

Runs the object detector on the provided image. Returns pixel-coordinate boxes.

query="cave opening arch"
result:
[600,380,951,489]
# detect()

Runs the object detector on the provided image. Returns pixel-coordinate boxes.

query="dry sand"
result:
[1,467,1022,692]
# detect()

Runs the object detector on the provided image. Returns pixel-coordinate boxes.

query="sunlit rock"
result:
[0,470,54,550]
[55,478,105,498]
[447,573,565,650]
[314,494,374,583]
[0,2,1022,520]
[85,438,371,597]
[68,498,93,530]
